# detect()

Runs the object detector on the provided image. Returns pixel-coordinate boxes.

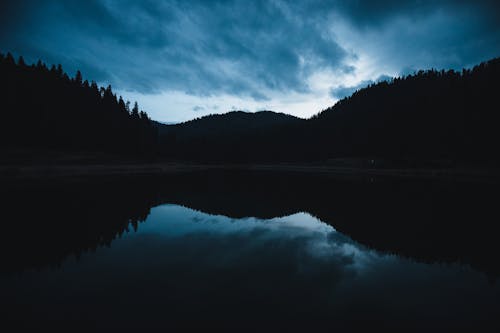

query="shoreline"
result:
[1,162,499,182]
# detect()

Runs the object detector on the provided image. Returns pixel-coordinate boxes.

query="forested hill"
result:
[155,111,305,162]
[2,51,499,166]
[162,110,303,139]
[0,52,157,162]
[158,57,500,166]
[306,57,500,166]
[155,111,303,156]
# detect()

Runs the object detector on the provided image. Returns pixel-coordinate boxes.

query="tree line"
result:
[2,51,499,166]
[158,57,500,166]
[307,57,500,166]
[0,52,157,161]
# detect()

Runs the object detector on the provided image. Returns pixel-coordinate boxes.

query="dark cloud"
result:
[1,0,499,103]
[330,0,500,28]
[335,0,500,69]
[0,0,348,97]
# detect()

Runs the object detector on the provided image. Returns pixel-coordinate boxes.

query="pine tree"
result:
[75,70,83,86]
[131,102,140,119]
[5,52,15,65]
[56,64,63,77]
[18,56,26,67]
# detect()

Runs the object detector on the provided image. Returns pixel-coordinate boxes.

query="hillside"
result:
[157,110,303,140]
[306,57,500,166]
[156,111,305,162]
[2,51,499,167]
[0,53,157,163]
[158,57,500,166]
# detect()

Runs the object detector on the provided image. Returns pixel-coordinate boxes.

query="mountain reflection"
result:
[1,170,499,278]
[2,199,499,331]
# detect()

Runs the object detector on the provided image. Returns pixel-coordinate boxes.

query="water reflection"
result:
[2,203,499,331]
[2,171,500,277]
[1,172,500,331]
[0,178,158,272]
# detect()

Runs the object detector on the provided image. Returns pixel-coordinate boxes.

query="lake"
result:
[1,171,499,331]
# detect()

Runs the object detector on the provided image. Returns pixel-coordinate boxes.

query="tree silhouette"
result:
[131,101,140,119]
[0,53,158,160]
[74,70,83,86]
[17,56,26,67]
[2,51,499,166]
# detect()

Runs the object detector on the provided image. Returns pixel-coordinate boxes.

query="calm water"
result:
[1,173,499,331]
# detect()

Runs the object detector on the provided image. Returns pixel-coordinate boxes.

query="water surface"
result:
[2,201,499,331]
[1,172,500,331]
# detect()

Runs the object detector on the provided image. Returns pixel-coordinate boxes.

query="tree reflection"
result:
[1,171,499,277]
[0,177,158,273]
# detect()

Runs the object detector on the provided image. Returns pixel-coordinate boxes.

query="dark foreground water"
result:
[1,172,499,331]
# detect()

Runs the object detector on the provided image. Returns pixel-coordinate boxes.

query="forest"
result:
[0,52,157,163]
[159,57,500,166]
[2,52,500,167]
[307,58,500,166]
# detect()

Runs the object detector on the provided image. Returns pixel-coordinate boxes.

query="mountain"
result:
[157,110,303,140]
[2,51,499,167]
[158,57,500,166]
[0,52,157,162]
[306,57,500,166]
[156,111,305,162]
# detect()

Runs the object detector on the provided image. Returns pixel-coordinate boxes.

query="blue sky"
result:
[1,0,499,122]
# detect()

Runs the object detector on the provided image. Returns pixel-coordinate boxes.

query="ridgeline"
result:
[158,57,500,166]
[2,52,500,168]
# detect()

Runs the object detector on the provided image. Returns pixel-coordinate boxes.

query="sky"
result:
[1,0,499,123]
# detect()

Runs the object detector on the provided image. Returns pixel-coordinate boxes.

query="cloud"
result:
[330,0,500,29]
[0,0,349,98]
[118,88,335,122]
[1,0,499,121]
[328,0,500,73]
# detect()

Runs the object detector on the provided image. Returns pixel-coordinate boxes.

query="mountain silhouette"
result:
[157,57,500,166]
[156,110,303,140]
[156,110,305,162]
[2,51,500,167]
[306,57,500,166]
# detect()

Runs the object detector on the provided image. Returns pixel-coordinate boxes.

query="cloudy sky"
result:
[1,0,499,122]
